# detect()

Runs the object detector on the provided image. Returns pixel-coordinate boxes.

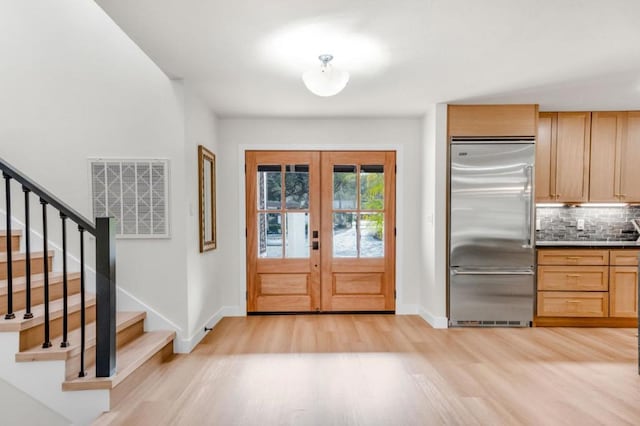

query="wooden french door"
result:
[246,151,395,312]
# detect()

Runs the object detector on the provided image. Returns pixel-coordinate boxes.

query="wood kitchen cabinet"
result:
[448,104,538,137]
[590,112,640,202]
[609,250,639,318]
[536,248,639,326]
[535,112,591,202]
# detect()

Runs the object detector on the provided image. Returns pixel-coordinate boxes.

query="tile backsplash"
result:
[536,206,640,241]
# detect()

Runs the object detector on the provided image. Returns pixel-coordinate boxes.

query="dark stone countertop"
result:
[536,240,640,248]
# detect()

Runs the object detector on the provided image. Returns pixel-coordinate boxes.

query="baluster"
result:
[3,173,15,320]
[60,213,69,348]
[23,188,33,319]
[78,227,86,377]
[41,199,51,348]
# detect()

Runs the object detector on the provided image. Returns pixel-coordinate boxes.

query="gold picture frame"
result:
[198,145,216,252]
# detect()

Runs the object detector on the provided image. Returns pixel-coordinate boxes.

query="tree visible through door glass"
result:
[285,164,309,209]
[257,165,281,210]
[332,164,384,258]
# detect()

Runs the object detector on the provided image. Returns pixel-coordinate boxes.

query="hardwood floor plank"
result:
[94,315,640,425]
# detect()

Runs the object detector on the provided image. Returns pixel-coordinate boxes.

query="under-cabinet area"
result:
[535,248,639,326]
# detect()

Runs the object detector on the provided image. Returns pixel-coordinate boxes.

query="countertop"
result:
[536,240,640,247]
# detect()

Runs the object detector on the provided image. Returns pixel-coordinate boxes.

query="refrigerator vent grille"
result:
[450,320,529,328]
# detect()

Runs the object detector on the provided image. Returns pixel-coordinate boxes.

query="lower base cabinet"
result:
[536,248,638,326]
[610,266,639,317]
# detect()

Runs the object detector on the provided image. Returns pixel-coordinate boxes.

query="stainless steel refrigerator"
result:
[448,138,535,327]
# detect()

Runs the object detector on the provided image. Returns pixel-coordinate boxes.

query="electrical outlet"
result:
[535,218,541,231]
[577,219,585,231]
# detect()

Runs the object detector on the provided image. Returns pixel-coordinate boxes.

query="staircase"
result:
[0,229,175,424]
[0,160,176,425]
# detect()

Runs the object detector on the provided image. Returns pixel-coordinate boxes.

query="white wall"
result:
[217,118,423,313]
[182,84,230,349]
[0,1,218,341]
[0,378,70,426]
[418,104,448,327]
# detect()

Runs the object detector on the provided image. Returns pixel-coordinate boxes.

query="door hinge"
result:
[246,291,248,301]
[245,228,247,237]
[395,165,397,173]
[394,227,397,237]
[244,163,246,174]
[394,290,397,299]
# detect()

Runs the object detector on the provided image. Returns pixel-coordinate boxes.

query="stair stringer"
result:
[0,332,109,425]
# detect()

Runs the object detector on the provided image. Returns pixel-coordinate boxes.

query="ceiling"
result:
[95,0,640,117]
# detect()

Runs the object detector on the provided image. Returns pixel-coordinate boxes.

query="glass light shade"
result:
[302,64,350,97]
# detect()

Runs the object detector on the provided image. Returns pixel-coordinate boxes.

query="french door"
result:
[245,150,396,312]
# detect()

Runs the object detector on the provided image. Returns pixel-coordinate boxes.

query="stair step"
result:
[0,272,81,315]
[62,330,175,392]
[0,292,97,350]
[0,230,21,253]
[16,311,146,362]
[0,250,54,280]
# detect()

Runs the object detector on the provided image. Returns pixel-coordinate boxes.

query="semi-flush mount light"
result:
[302,54,349,97]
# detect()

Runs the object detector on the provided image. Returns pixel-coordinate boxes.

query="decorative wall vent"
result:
[90,159,170,238]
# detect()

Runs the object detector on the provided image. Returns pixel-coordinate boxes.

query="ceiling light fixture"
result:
[302,54,349,97]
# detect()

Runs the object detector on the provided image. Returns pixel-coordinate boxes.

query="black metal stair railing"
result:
[1,157,116,378]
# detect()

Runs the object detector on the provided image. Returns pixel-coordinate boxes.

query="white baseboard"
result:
[175,306,243,354]
[396,304,419,315]
[418,306,448,328]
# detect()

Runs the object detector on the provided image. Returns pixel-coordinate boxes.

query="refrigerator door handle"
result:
[523,165,533,249]
[451,269,534,276]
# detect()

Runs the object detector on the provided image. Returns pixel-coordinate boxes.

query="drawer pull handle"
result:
[566,274,580,277]
[566,300,581,304]
[566,257,581,260]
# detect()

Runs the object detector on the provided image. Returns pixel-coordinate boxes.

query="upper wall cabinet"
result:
[448,104,538,138]
[590,112,640,202]
[536,112,591,202]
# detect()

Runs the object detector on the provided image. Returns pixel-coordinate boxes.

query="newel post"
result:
[96,217,116,377]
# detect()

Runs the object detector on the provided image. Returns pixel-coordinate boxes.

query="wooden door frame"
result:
[237,145,406,315]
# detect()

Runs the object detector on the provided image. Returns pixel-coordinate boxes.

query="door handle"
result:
[451,269,534,276]
[312,241,319,250]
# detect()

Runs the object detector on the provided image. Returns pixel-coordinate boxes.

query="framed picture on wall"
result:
[198,145,216,252]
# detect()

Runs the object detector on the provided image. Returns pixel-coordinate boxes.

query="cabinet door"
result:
[589,112,624,202]
[619,112,640,202]
[536,113,556,201]
[555,112,591,202]
[609,266,638,318]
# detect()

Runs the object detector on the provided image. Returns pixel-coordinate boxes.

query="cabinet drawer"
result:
[537,249,608,265]
[537,266,608,291]
[609,250,640,266]
[537,291,608,317]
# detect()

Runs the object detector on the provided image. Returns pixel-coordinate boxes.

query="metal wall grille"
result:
[90,159,170,238]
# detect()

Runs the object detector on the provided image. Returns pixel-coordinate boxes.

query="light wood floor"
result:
[94,315,640,425]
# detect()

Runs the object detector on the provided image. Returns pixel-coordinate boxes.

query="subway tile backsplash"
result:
[536,206,640,241]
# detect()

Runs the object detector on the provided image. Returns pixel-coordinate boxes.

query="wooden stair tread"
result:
[0,272,81,295]
[16,311,146,362]
[0,230,22,236]
[0,250,54,262]
[62,330,176,391]
[0,292,96,332]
